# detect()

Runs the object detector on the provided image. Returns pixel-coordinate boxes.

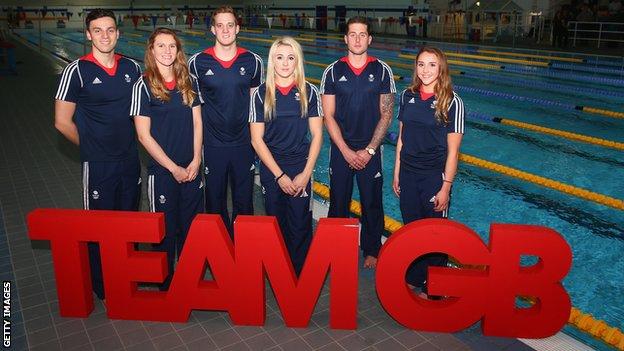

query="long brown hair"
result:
[264,36,308,121]
[144,27,196,107]
[407,46,453,125]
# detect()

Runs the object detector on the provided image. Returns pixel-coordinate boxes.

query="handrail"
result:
[567,21,624,48]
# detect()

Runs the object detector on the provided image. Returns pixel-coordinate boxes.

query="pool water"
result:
[15,26,624,349]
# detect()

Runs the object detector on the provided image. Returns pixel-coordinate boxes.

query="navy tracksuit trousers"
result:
[82,158,141,300]
[147,170,204,290]
[328,144,384,258]
[260,159,312,276]
[203,144,255,235]
[399,168,449,290]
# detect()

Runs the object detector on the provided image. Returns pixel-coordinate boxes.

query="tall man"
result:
[320,16,395,269]
[54,9,142,300]
[188,6,263,234]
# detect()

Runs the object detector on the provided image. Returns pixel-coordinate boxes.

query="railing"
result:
[567,21,624,48]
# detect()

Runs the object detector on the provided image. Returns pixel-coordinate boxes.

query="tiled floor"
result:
[0,38,538,351]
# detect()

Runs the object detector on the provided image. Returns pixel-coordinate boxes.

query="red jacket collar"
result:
[81,52,122,76]
[340,56,376,76]
[419,86,435,101]
[276,82,296,96]
[164,79,177,91]
[203,47,247,69]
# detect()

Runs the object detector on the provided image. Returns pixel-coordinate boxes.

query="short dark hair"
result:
[346,16,369,34]
[85,9,116,29]
[211,6,237,24]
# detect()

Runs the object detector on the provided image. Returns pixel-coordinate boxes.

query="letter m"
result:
[230,216,359,329]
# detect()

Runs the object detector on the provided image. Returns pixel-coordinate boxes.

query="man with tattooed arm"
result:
[320,16,396,269]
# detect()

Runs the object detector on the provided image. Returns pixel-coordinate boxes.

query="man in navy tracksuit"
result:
[320,16,395,269]
[188,6,263,234]
[54,9,141,300]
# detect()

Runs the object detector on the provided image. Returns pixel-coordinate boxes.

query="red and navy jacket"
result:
[130,76,202,171]
[249,81,322,165]
[55,53,142,162]
[397,88,465,174]
[188,47,263,147]
[320,56,396,149]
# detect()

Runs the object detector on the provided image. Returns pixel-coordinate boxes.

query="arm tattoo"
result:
[369,93,394,150]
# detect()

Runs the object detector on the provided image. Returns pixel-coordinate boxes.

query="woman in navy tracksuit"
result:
[131,28,203,290]
[393,46,465,298]
[250,36,323,275]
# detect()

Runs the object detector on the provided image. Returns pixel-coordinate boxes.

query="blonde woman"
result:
[250,36,323,275]
[393,46,465,298]
[131,28,203,290]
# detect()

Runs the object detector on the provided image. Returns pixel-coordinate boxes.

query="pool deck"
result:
[0,36,591,351]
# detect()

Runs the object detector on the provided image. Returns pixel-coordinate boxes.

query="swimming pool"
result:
[14,26,624,350]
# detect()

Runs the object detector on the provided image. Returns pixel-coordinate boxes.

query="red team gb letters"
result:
[26,209,572,338]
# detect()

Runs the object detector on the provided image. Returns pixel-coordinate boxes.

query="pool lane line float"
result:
[182,29,204,36]
[459,71,624,99]
[312,180,624,350]
[549,62,624,76]
[476,49,585,63]
[299,33,344,40]
[240,28,263,34]
[400,52,548,67]
[502,65,624,87]
[238,35,277,44]
[399,54,503,70]
[580,106,624,119]
[123,32,143,38]
[272,34,314,42]
[127,40,144,47]
[311,182,403,235]
[493,117,624,150]
[455,85,624,120]
[568,308,624,350]
[383,59,465,76]
[458,154,624,210]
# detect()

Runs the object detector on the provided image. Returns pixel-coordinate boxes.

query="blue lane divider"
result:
[455,85,577,110]
[584,58,624,67]
[549,62,624,76]
[400,46,624,85]
[502,65,624,87]
[460,71,624,99]
[401,45,624,67]
[466,111,496,122]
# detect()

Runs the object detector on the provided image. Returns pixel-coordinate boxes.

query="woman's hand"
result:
[277,174,297,196]
[433,187,450,212]
[186,159,201,182]
[392,172,400,197]
[292,172,310,197]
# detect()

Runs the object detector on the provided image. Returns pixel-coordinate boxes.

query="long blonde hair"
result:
[407,46,453,125]
[144,27,196,107]
[264,36,308,121]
